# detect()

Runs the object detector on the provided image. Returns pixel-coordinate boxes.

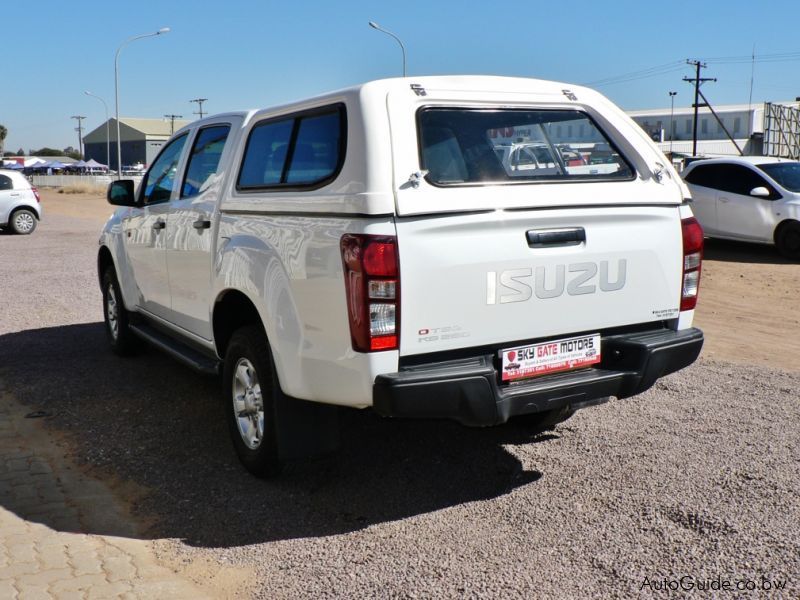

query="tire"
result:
[10,209,37,235]
[775,221,800,260]
[102,267,139,355]
[223,325,283,477]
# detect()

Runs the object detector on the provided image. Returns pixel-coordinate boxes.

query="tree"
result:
[16,148,24,156]
[0,124,7,155]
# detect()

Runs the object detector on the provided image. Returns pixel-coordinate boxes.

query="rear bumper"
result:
[373,327,703,426]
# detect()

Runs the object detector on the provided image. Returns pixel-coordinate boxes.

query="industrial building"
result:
[628,100,800,159]
[83,117,191,171]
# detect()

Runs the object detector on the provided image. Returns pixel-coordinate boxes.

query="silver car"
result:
[0,169,42,234]
[682,156,800,259]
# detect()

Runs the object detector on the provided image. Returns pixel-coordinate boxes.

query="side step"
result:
[129,322,220,376]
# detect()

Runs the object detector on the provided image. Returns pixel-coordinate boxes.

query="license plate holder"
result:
[500,334,601,383]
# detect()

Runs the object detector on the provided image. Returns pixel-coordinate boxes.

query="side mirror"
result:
[749,186,770,198]
[107,180,137,206]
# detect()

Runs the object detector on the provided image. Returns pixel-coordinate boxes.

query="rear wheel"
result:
[223,326,282,477]
[10,209,37,235]
[775,221,800,259]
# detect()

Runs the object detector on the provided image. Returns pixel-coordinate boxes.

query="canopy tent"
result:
[1,162,24,170]
[84,158,108,169]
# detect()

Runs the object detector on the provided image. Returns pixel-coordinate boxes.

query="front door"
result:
[122,133,189,318]
[714,164,779,242]
[166,120,238,339]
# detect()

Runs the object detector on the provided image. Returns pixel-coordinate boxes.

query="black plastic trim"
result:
[374,327,703,426]
[129,322,220,375]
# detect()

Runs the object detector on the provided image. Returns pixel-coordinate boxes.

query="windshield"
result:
[757,162,800,192]
[418,108,634,185]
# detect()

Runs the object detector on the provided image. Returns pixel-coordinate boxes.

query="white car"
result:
[682,156,800,258]
[0,169,42,234]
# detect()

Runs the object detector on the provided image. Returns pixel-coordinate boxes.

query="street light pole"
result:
[368,21,406,77]
[85,91,110,169]
[114,27,170,178]
[669,91,677,156]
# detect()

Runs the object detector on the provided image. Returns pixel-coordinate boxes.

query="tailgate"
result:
[396,205,683,356]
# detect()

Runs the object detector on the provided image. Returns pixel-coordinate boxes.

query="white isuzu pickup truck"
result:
[98,76,704,476]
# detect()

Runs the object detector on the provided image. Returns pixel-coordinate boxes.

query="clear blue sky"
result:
[2,0,800,153]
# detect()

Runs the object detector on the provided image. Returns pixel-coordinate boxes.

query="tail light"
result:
[31,186,40,202]
[340,234,400,352]
[680,217,703,311]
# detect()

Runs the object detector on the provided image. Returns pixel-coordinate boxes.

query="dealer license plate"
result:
[500,334,601,382]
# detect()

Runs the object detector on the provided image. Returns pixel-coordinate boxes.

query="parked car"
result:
[98,76,703,477]
[0,169,42,234]
[682,156,800,258]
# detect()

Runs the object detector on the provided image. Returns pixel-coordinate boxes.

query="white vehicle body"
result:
[98,76,704,473]
[0,169,42,234]
[682,156,800,257]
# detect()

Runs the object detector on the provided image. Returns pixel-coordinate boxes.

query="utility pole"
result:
[164,114,183,135]
[668,91,677,156]
[71,115,86,158]
[683,60,716,157]
[190,98,207,119]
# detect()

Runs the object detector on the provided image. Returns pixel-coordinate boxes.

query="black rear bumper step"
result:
[373,327,703,427]
[129,322,220,376]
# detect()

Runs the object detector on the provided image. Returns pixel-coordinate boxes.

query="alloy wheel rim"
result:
[232,358,265,450]
[15,213,34,233]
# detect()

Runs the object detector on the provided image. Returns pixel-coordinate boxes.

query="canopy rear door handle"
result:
[193,219,211,230]
[152,219,166,231]
[526,227,586,248]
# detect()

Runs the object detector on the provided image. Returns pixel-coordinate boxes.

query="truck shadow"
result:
[703,238,795,265]
[0,323,553,548]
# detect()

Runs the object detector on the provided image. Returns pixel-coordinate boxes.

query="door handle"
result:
[719,197,730,203]
[193,219,211,230]
[152,219,166,231]
[526,227,586,248]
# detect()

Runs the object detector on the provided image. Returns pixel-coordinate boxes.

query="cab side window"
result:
[237,103,346,190]
[142,134,188,204]
[182,125,231,198]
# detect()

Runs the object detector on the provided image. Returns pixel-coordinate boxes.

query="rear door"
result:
[713,164,779,242]
[683,163,720,234]
[387,90,685,357]
[0,173,16,223]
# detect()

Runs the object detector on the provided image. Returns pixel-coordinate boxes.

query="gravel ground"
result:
[1,206,798,598]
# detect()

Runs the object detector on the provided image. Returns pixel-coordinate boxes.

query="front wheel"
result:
[102,267,139,355]
[776,221,800,260]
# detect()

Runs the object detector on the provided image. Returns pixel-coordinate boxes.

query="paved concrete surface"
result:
[0,381,214,599]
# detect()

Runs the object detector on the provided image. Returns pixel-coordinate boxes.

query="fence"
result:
[31,174,143,189]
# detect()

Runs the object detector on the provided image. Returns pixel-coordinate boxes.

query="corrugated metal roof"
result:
[119,118,192,136]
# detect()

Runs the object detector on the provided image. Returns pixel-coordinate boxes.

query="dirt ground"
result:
[39,189,800,372]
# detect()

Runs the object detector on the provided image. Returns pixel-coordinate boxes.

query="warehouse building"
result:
[628,100,800,159]
[83,117,191,171]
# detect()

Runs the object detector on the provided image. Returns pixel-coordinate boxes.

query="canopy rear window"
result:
[417,108,634,186]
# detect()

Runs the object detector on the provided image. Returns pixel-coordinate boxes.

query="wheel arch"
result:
[774,218,800,244]
[212,289,267,360]
[9,205,40,221]
[97,245,115,287]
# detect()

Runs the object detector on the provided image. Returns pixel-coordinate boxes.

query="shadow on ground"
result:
[0,323,552,548]
[703,237,795,265]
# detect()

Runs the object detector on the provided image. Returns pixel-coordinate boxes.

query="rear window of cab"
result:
[417,107,634,186]
[237,103,346,191]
